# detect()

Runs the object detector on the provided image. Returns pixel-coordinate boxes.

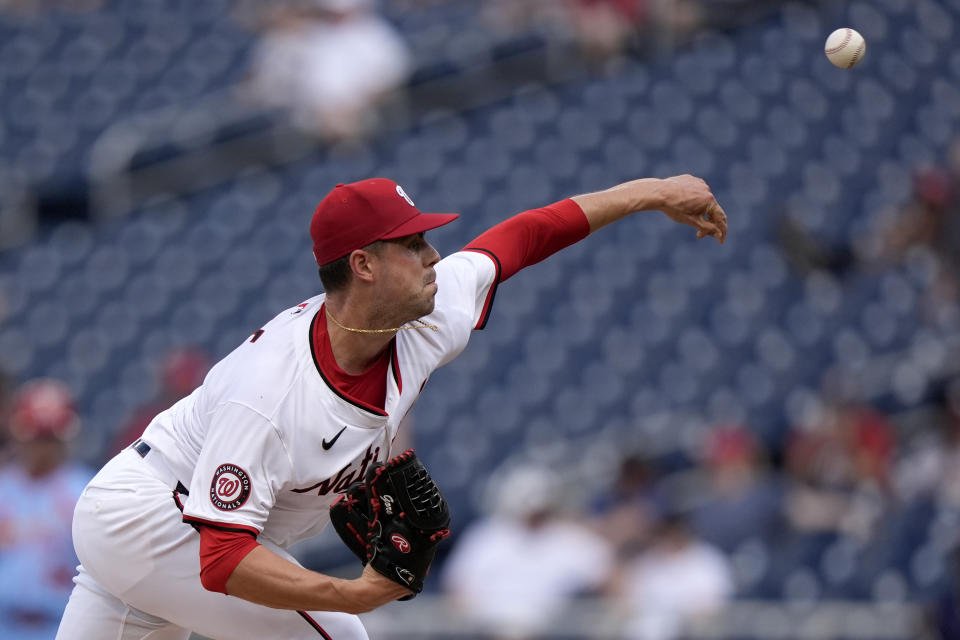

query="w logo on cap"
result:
[396,185,415,207]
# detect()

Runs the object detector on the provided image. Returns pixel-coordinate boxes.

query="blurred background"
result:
[1,0,959,638]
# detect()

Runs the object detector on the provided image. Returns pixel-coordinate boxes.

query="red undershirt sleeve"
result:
[197,525,261,594]
[462,198,589,282]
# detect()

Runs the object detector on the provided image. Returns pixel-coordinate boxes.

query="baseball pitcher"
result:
[56,175,725,639]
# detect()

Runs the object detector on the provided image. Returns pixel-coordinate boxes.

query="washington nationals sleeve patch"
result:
[210,464,252,511]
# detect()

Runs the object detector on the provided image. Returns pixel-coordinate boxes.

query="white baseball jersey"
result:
[142,249,498,549]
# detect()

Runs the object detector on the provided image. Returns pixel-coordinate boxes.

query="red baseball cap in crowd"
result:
[310,178,459,266]
[8,379,80,442]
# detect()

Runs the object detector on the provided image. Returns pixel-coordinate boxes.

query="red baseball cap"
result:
[8,379,80,442]
[310,178,458,266]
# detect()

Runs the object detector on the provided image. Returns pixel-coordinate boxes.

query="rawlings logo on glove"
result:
[329,449,450,599]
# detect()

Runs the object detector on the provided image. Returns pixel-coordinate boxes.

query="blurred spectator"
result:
[244,0,413,140]
[588,454,661,557]
[482,0,702,66]
[441,466,614,639]
[108,347,211,458]
[0,379,93,640]
[482,0,787,67]
[0,367,14,461]
[784,400,896,542]
[781,136,960,314]
[611,512,733,640]
[874,151,960,309]
[685,425,785,554]
[481,0,568,37]
[568,0,652,63]
[896,377,960,510]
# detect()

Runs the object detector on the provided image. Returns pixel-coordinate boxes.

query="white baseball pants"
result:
[55,448,368,640]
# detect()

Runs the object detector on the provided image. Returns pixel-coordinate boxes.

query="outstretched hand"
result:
[658,174,727,243]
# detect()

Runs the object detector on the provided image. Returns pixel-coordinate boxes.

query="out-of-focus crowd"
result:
[0,374,89,640]
[439,390,960,640]
[780,137,960,326]
[234,0,788,140]
[0,348,209,640]
[0,0,780,143]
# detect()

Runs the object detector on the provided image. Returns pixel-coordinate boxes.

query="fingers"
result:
[691,200,725,243]
[704,201,727,243]
[687,178,727,243]
[662,175,728,243]
[695,218,721,242]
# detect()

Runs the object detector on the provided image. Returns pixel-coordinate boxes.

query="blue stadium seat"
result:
[761,26,804,71]
[673,50,719,97]
[697,106,739,149]
[651,80,695,124]
[741,53,786,98]
[1,33,45,79]
[900,26,938,69]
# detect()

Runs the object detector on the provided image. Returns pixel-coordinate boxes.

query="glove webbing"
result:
[331,490,373,559]
[371,449,450,531]
[404,464,447,521]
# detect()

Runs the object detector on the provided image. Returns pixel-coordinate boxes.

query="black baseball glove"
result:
[329,449,450,599]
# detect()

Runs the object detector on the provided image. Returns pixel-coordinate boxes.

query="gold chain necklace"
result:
[325,307,438,334]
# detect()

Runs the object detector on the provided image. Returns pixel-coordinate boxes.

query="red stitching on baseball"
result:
[825,28,852,55]
[847,41,865,68]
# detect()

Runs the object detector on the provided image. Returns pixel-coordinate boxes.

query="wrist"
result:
[301,572,365,614]
[629,177,667,211]
[328,576,370,615]
[335,570,407,614]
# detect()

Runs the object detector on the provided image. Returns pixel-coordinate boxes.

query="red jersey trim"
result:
[182,515,261,537]
[197,526,260,595]
[391,346,402,394]
[459,248,501,330]
[297,611,334,639]
[308,309,390,417]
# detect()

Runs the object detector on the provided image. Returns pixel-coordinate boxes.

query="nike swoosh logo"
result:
[322,426,347,450]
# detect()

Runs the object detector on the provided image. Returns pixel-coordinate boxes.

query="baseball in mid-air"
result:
[824,28,866,69]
